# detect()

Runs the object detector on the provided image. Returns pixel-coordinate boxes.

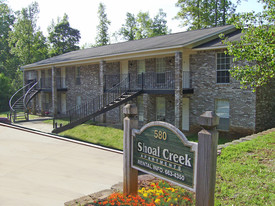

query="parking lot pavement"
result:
[0,124,123,206]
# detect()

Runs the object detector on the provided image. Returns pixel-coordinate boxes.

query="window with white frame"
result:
[137,96,144,122]
[156,97,165,121]
[156,58,166,84]
[215,99,230,131]
[217,53,230,83]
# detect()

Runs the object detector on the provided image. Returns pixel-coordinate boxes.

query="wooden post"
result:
[123,104,138,195]
[196,111,219,206]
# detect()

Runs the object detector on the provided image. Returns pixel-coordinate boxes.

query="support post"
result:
[196,111,219,206]
[99,60,106,123]
[175,51,183,130]
[123,104,138,195]
[52,66,58,116]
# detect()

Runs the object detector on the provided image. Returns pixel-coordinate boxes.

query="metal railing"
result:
[39,77,66,89]
[104,71,191,91]
[54,76,133,128]
[23,79,40,110]
[9,80,35,112]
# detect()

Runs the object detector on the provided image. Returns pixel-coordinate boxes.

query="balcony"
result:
[38,77,67,91]
[104,71,193,94]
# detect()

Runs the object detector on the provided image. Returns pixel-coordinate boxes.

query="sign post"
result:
[123,104,138,195]
[196,111,219,206]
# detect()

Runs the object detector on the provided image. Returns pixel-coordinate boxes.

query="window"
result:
[137,60,145,85]
[75,67,81,85]
[156,58,166,84]
[156,97,165,121]
[137,96,144,122]
[217,53,230,83]
[215,99,230,131]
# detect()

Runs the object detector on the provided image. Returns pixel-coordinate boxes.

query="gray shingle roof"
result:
[194,29,242,49]
[23,25,236,69]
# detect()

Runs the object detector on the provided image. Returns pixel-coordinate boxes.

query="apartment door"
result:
[182,98,189,131]
[120,60,128,77]
[61,93,66,114]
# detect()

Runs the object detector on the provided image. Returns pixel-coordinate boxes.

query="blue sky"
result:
[7,0,264,46]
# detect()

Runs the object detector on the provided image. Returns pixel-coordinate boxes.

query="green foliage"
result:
[118,12,137,41]
[118,9,170,41]
[95,3,111,46]
[8,2,48,65]
[175,0,237,30]
[222,0,275,89]
[0,73,12,111]
[48,13,81,57]
[0,0,18,79]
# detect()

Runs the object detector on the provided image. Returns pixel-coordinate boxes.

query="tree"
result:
[151,9,170,37]
[0,73,12,111]
[0,0,17,78]
[222,0,275,90]
[95,3,111,46]
[8,2,48,65]
[118,9,170,41]
[118,12,137,41]
[136,11,153,39]
[48,13,81,57]
[175,0,237,30]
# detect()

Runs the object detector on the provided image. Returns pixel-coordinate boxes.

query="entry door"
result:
[120,60,128,79]
[61,93,66,114]
[182,98,189,131]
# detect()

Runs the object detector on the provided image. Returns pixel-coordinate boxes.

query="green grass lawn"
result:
[46,119,232,151]
[215,131,275,205]
[0,111,42,120]
[60,123,124,150]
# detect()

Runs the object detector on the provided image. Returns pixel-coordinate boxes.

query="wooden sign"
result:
[131,121,198,192]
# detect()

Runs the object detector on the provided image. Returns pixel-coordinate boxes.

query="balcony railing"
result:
[104,71,191,91]
[38,77,66,89]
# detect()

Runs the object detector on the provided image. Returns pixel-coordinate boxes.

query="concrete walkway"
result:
[14,118,54,133]
[0,123,123,206]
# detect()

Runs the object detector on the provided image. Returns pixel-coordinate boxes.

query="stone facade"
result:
[255,79,275,131]
[189,50,257,135]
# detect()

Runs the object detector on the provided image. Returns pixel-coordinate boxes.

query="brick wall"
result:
[256,79,275,131]
[189,50,256,136]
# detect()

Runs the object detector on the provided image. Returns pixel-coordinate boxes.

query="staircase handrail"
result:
[66,76,129,115]
[23,80,40,109]
[9,80,36,112]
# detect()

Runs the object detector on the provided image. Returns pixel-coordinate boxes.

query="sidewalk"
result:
[13,117,54,133]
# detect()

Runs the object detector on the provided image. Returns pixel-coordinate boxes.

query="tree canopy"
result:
[48,13,81,57]
[175,0,237,30]
[222,0,275,90]
[118,9,170,41]
[95,3,111,46]
[8,2,48,65]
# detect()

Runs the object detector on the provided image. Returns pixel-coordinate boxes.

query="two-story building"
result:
[17,25,275,136]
